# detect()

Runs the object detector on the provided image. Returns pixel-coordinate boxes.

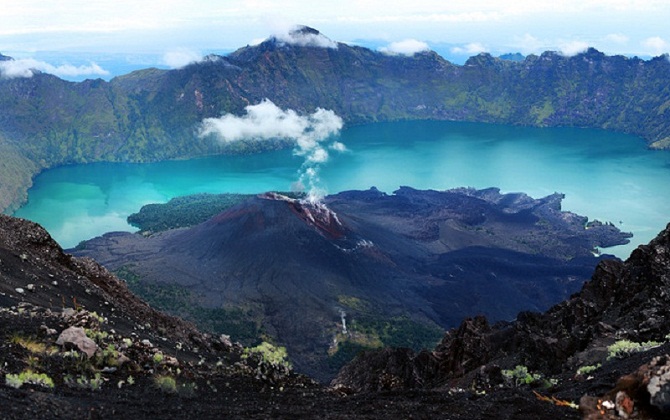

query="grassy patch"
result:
[327,314,443,372]
[607,339,661,360]
[115,265,263,345]
[126,193,253,233]
[5,370,54,389]
[153,374,177,393]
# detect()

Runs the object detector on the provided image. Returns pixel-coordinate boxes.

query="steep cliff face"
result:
[333,223,670,413]
[1,28,670,212]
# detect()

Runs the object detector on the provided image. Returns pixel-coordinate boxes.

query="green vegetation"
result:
[347,315,443,351]
[326,305,444,371]
[5,370,55,389]
[127,193,253,233]
[576,364,601,376]
[63,373,104,391]
[115,265,263,344]
[153,374,178,393]
[2,46,669,214]
[606,339,661,360]
[153,352,165,364]
[327,341,371,371]
[0,305,269,399]
[0,138,37,213]
[502,365,542,386]
[243,342,292,370]
[336,295,371,312]
[242,341,293,383]
[10,334,55,355]
[502,365,556,388]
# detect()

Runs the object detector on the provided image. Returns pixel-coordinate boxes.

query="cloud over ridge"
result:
[161,48,203,69]
[272,25,338,49]
[0,58,109,79]
[379,39,430,56]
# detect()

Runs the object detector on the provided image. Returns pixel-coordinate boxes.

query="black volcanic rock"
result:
[2,212,541,419]
[2,205,668,418]
[73,187,630,380]
[332,222,670,402]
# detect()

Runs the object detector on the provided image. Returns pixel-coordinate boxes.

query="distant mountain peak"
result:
[498,52,525,62]
[289,25,321,37]
[269,24,338,49]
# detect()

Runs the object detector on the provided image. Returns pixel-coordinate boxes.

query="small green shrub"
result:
[64,373,104,391]
[89,311,106,324]
[154,374,177,393]
[243,342,291,369]
[576,364,601,376]
[153,352,164,364]
[5,370,54,389]
[607,340,660,360]
[502,365,543,387]
[85,328,109,343]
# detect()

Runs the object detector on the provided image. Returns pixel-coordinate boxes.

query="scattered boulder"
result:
[579,354,670,418]
[647,356,670,413]
[40,324,57,335]
[56,326,98,358]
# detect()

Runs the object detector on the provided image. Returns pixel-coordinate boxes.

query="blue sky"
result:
[1,0,669,80]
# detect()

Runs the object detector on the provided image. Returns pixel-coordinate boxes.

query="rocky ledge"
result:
[333,222,670,419]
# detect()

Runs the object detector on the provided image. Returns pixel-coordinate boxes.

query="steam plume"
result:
[200,99,344,202]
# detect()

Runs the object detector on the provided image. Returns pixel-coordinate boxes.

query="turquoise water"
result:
[14,121,670,257]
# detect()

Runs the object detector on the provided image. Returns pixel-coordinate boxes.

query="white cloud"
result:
[1,1,670,67]
[330,141,347,152]
[337,11,501,24]
[199,99,344,202]
[379,39,430,56]
[513,34,546,55]
[641,36,670,56]
[273,25,338,49]
[161,48,202,69]
[559,40,590,56]
[0,58,109,79]
[603,33,629,45]
[201,99,307,142]
[450,42,487,55]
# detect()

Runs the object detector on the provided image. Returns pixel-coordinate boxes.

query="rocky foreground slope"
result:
[2,213,670,418]
[333,222,670,418]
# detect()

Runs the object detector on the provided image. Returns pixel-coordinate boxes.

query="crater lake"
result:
[13,121,670,258]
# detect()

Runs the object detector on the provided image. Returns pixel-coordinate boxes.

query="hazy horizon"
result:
[1,1,669,81]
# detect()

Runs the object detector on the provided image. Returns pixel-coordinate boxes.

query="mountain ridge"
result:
[1,27,670,213]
